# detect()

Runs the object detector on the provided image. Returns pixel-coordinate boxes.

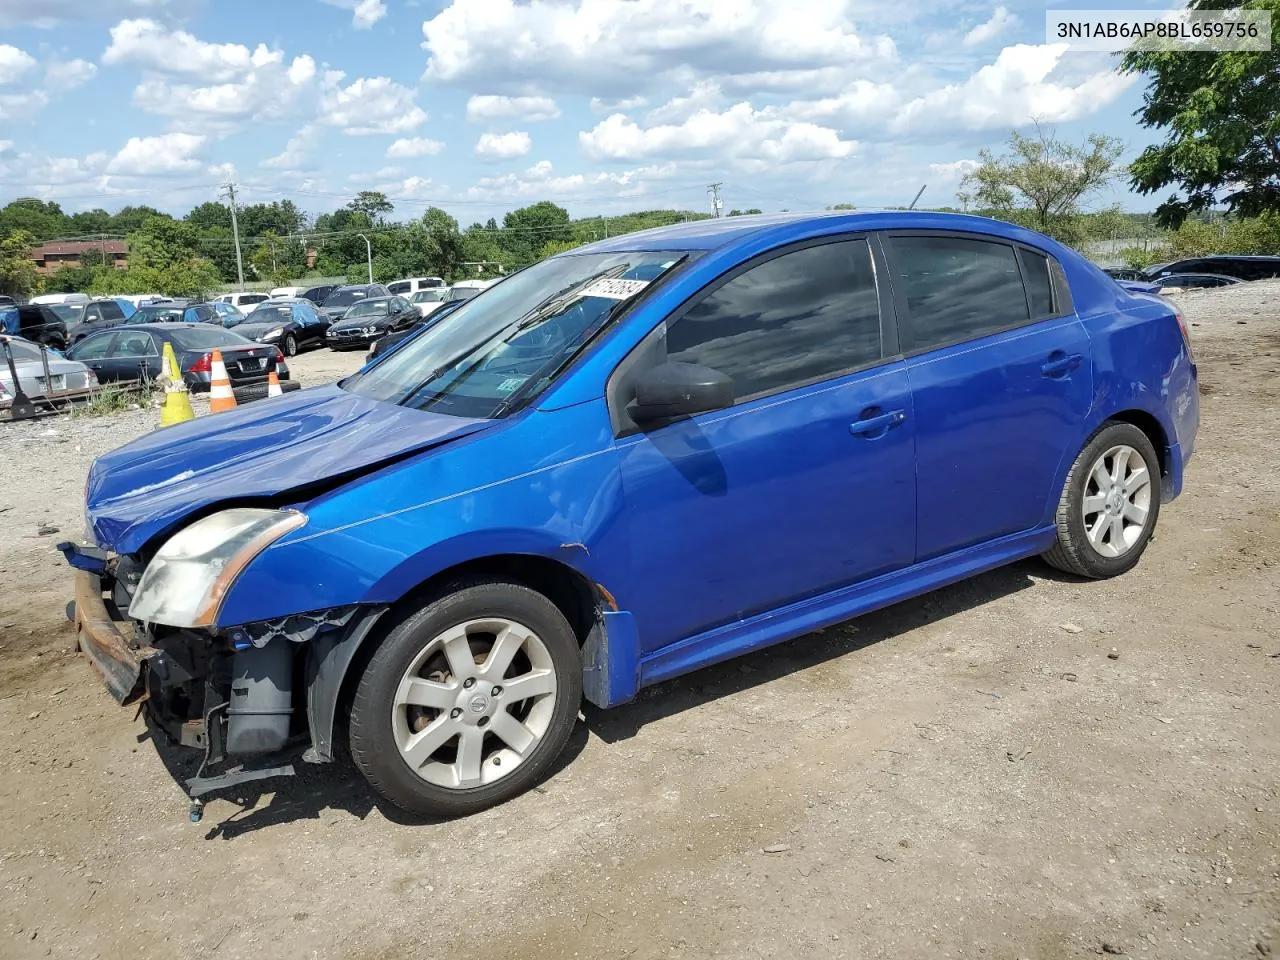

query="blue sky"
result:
[0,0,1180,226]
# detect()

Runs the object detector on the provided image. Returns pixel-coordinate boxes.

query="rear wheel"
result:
[348,580,582,817]
[1043,422,1161,578]
[283,334,298,357]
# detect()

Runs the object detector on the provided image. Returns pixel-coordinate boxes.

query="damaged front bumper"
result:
[67,561,387,815]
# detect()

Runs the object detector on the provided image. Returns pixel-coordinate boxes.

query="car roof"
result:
[1159,272,1240,280]
[255,297,309,305]
[571,210,1058,255]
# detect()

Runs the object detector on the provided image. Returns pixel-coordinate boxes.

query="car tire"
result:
[283,334,297,357]
[349,579,583,818]
[1042,421,1162,579]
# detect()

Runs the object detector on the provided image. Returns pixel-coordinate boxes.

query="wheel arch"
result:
[1105,408,1169,478]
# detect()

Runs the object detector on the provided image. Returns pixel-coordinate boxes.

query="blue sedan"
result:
[65,211,1199,818]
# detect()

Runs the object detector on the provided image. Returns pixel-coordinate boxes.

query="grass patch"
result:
[73,381,161,418]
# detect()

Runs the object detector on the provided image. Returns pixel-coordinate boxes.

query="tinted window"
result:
[3,338,44,361]
[168,327,251,351]
[392,297,413,312]
[100,301,125,321]
[68,333,114,360]
[348,299,392,318]
[665,239,881,402]
[1020,249,1055,318]
[241,294,268,305]
[326,288,371,307]
[111,330,158,357]
[388,281,410,294]
[891,235,1029,351]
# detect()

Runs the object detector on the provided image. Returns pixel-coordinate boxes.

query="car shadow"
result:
[150,556,1063,838]
[585,557,1057,743]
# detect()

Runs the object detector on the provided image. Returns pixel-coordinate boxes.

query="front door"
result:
[612,237,917,653]
[884,232,1094,560]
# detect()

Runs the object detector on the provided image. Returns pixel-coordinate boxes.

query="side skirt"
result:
[636,526,1057,691]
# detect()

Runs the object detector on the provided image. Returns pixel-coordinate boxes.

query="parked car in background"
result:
[1102,267,1147,281]
[269,285,305,299]
[387,276,445,296]
[127,300,213,325]
[299,283,339,306]
[316,283,389,324]
[212,292,270,309]
[1151,273,1243,292]
[0,335,97,409]
[365,298,467,360]
[210,301,245,327]
[1144,255,1280,282]
[115,294,172,308]
[0,304,68,350]
[325,295,419,350]
[445,278,495,303]
[60,298,132,345]
[0,295,14,308]
[30,292,90,307]
[409,288,450,317]
[230,298,329,356]
[63,211,1201,819]
[66,323,292,393]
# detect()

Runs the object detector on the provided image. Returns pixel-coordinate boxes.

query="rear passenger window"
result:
[1019,248,1055,318]
[665,239,882,401]
[890,235,1029,351]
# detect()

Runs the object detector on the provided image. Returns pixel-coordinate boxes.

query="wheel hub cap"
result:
[1082,443,1152,559]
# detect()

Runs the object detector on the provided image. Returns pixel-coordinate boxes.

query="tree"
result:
[67,209,112,234]
[249,230,307,284]
[0,231,41,298]
[185,201,232,232]
[347,191,393,226]
[727,208,764,216]
[959,125,1125,242]
[109,205,169,234]
[91,216,223,298]
[502,201,571,264]
[0,199,68,240]
[1122,0,1280,226]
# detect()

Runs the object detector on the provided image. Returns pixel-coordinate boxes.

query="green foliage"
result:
[727,208,765,216]
[0,230,41,298]
[538,239,581,258]
[347,191,394,226]
[959,125,1125,243]
[0,199,67,241]
[502,201,572,264]
[249,230,308,284]
[827,203,856,211]
[46,265,98,293]
[75,380,160,418]
[88,216,223,298]
[1122,0,1280,227]
[1117,245,1166,270]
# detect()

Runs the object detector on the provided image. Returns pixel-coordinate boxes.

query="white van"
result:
[270,286,305,299]
[387,276,445,296]
[213,292,270,308]
[444,279,496,303]
[29,292,90,306]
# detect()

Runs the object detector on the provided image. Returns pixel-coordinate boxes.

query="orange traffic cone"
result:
[267,368,282,398]
[208,348,237,413]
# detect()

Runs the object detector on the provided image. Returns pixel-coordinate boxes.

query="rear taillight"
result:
[1172,307,1194,362]
[189,352,212,374]
[274,348,285,364]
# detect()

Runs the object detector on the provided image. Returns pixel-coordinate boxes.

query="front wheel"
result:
[283,334,297,357]
[348,580,583,817]
[1043,422,1161,578]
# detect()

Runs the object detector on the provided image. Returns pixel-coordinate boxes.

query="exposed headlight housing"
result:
[263,327,284,340]
[129,508,306,628]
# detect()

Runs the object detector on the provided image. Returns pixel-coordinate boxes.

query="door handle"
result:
[850,408,907,438]
[1041,352,1083,377]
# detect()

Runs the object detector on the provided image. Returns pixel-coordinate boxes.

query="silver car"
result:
[0,336,97,410]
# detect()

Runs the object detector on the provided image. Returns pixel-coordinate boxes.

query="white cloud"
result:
[421,0,896,95]
[963,6,1016,48]
[475,130,531,160]
[387,136,446,158]
[317,74,429,135]
[0,90,50,121]
[106,132,206,175]
[466,95,560,123]
[320,0,388,29]
[0,44,36,84]
[0,0,184,28]
[45,58,98,90]
[892,43,1137,134]
[644,81,723,125]
[929,158,980,181]
[465,158,667,202]
[0,139,13,153]
[581,103,857,164]
[590,95,647,114]
[104,19,319,127]
[262,125,319,170]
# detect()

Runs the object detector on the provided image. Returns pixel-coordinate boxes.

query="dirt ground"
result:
[1,287,1277,960]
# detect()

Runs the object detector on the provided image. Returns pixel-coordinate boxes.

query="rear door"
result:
[883,231,1092,560]
[611,236,917,653]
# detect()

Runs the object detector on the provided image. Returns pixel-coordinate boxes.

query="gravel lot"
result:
[0,290,1277,960]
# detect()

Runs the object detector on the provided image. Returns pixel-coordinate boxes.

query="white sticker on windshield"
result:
[581,278,650,300]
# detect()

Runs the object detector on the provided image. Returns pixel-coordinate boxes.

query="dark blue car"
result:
[65,212,1199,818]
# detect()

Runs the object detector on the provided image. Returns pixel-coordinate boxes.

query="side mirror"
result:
[629,361,734,424]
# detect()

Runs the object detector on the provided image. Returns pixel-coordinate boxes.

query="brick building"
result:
[31,239,128,275]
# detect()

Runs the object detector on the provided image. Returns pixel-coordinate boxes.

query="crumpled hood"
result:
[86,384,490,555]
[228,322,281,339]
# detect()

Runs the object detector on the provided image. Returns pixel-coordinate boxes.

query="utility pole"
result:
[220,182,245,291]
[356,233,373,284]
[907,184,927,211]
[707,182,724,218]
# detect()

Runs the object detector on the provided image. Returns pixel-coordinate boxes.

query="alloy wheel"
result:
[1082,444,1152,558]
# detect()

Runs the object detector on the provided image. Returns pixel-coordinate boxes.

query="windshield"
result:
[246,303,293,324]
[325,288,370,308]
[50,304,86,324]
[346,299,391,318]
[343,251,685,419]
[412,290,447,303]
[135,306,187,323]
[1,337,43,361]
